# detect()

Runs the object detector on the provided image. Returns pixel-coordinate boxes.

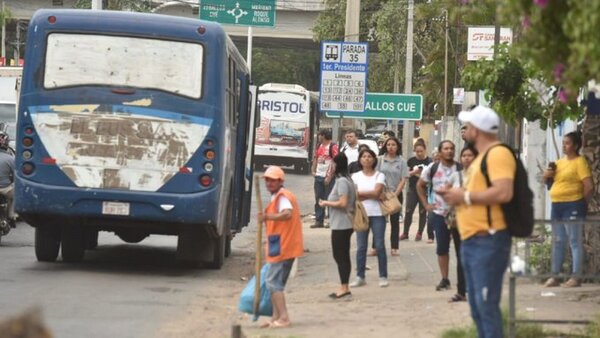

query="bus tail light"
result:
[22,150,33,160]
[199,175,212,187]
[197,26,206,35]
[24,127,34,135]
[205,150,215,160]
[48,16,57,24]
[203,162,214,172]
[22,137,34,147]
[22,163,35,175]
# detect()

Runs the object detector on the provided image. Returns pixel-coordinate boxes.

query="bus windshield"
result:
[44,33,203,99]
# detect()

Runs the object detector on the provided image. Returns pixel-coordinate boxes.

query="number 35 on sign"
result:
[341,44,367,63]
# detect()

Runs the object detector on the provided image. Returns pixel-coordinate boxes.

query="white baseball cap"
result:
[458,106,499,134]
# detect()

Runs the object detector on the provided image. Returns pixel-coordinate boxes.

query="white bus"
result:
[254,83,316,174]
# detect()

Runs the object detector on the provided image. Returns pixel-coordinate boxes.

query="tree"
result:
[461,44,577,126]
[249,47,320,90]
[503,0,600,275]
[0,4,12,59]
[311,0,499,120]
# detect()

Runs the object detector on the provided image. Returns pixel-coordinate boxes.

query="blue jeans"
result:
[314,176,334,224]
[551,199,587,276]
[430,213,451,256]
[461,230,511,338]
[356,216,387,279]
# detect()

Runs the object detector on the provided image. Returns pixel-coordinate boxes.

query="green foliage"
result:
[312,0,507,120]
[249,47,320,90]
[441,308,570,338]
[461,44,580,125]
[503,0,600,106]
[74,0,151,12]
[0,6,12,26]
[527,226,552,275]
[584,314,600,338]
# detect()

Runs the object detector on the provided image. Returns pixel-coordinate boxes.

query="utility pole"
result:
[333,0,360,144]
[402,0,414,159]
[92,0,103,10]
[392,45,400,137]
[442,9,449,139]
[1,1,6,60]
[247,26,253,74]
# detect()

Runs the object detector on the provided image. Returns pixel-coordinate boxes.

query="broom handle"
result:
[253,175,264,317]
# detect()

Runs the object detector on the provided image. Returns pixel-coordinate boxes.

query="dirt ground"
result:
[158,215,600,338]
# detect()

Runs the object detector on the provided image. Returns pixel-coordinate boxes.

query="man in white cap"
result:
[437,106,514,338]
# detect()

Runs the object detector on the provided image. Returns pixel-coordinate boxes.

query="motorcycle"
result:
[0,193,13,245]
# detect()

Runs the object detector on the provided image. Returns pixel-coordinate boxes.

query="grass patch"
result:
[441,309,600,338]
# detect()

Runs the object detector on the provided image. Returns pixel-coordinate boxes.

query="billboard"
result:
[467,26,512,61]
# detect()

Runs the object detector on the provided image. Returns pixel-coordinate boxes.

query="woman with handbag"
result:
[374,137,408,256]
[350,148,388,288]
[445,144,478,302]
[318,153,356,299]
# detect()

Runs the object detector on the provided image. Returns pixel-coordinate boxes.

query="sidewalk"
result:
[239,217,600,338]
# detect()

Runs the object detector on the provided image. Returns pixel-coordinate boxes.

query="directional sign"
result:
[200,0,276,27]
[325,92,423,120]
[319,41,369,113]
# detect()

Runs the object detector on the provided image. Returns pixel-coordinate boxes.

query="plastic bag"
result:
[238,264,273,321]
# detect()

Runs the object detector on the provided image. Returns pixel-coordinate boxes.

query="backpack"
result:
[329,142,337,158]
[481,144,534,238]
[317,142,337,159]
[427,161,462,198]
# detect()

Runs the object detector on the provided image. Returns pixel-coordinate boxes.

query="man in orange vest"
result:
[258,166,304,328]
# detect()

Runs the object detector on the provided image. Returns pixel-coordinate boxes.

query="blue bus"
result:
[15,9,257,268]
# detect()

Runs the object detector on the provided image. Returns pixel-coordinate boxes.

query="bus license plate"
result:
[102,202,130,216]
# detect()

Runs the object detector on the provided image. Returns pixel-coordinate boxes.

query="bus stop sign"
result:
[319,41,369,114]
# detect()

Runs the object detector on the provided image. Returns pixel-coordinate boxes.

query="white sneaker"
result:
[350,277,366,287]
[379,277,389,287]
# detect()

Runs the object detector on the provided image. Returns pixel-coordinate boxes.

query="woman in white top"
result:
[350,148,388,288]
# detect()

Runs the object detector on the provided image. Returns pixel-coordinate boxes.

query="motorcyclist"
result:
[0,131,16,231]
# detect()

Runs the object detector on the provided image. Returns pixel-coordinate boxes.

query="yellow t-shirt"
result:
[457,145,516,240]
[549,156,591,202]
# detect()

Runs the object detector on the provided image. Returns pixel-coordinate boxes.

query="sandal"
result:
[449,294,467,302]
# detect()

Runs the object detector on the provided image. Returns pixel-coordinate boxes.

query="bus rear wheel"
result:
[61,225,85,263]
[206,233,225,269]
[35,226,60,262]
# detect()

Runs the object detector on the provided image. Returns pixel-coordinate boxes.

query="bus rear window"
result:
[44,33,203,99]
